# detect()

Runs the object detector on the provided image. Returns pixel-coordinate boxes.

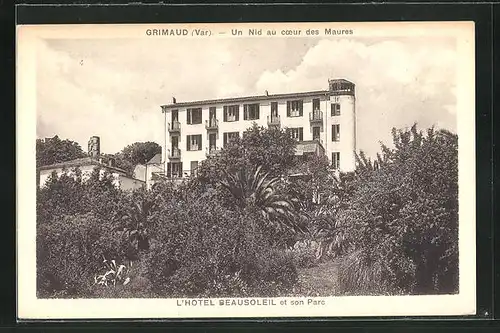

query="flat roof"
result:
[162,90,330,109]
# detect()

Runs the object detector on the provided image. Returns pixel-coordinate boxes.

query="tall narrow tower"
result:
[326,79,356,172]
[88,136,101,159]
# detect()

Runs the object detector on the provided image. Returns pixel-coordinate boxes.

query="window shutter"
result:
[199,135,202,150]
[256,106,260,119]
[235,106,240,121]
[224,133,227,146]
[299,101,303,116]
[299,128,303,141]
[187,109,191,124]
[287,101,291,117]
[187,135,190,150]
[167,162,171,178]
[223,106,227,122]
[243,105,248,120]
[180,162,183,175]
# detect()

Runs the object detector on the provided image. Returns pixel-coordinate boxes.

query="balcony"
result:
[205,118,219,131]
[309,110,323,123]
[168,148,181,160]
[168,121,181,134]
[313,137,323,146]
[267,114,281,127]
[206,146,221,157]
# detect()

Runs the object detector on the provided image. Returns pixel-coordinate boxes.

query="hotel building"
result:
[158,78,356,182]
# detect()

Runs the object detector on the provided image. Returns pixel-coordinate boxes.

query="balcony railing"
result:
[205,118,219,131]
[313,137,323,146]
[267,114,281,127]
[309,110,323,123]
[168,148,181,160]
[168,121,181,134]
[206,146,221,157]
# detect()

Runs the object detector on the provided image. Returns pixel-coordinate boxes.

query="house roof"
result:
[328,78,354,85]
[162,90,330,109]
[146,153,162,165]
[38,156,129,175]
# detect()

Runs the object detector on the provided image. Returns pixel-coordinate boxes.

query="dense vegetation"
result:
[36,124,459,298]
[36,136,87,168]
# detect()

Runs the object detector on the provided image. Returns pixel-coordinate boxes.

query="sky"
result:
[36,35,458,158]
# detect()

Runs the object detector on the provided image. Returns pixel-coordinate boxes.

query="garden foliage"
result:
[36,124,459,298]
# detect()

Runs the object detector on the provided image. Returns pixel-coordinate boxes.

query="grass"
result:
[290,260,340,297]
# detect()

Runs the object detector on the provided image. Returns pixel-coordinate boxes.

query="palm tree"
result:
[119,194,154,252]
[219,165,307,234]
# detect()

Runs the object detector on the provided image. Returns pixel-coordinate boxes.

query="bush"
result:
[334,126,459,295]
[241,247,298,297]
[145,190,299,298]
[288,241,318,269]
[37,213,131,298]
[336,249,416,296]
[88,258,156,298]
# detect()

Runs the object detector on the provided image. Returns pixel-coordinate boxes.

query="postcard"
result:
[17,21,476,319]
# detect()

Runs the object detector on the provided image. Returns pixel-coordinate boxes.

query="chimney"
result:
[172,97,177,104]
[88,136,100,159]
[265,90,269,96]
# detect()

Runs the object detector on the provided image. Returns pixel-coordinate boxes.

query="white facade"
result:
[39,162,145,191]
[161,79,356,177]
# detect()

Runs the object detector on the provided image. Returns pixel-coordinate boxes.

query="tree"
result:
[197,123,297,185]
[114,142,162,176]
[118,187,155,252]
[219,165,307,249]
[36,135,87,167]
[335,125,459,295]
[36,168,87,224]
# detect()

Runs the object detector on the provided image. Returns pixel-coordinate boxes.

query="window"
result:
[190,161,198,176]
[313,126,321,141]
[171,109,179,122]
[331,103,341,116]
[313,98,320,111]
[287,100,303,117]
[187,108,202,124]
[332,124,340,142]
[208,133,217,150]
[223,105,240,122]
[223,132,240,147]
[186,134,202,151]
[171,136,179,150]
[166,162,183,178]
[332,152,340,169]
[244,103,260,120]
[271,102,278,116]
[288,127,303,141]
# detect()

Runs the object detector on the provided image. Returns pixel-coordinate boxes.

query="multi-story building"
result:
[159,79,356,180]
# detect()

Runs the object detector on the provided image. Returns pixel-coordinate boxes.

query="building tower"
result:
[88,136,101,159]
[326,79,356,172]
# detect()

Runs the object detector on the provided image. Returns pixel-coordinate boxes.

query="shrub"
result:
[37,213,131,298]
[336,249,416,296]
[88,258,155,298]
[288,240,318,269]
[334,126,459,295]
[145,190,299,298]
[241,247,298,297]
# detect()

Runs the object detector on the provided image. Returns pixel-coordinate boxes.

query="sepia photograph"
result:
[17,22,476,319]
